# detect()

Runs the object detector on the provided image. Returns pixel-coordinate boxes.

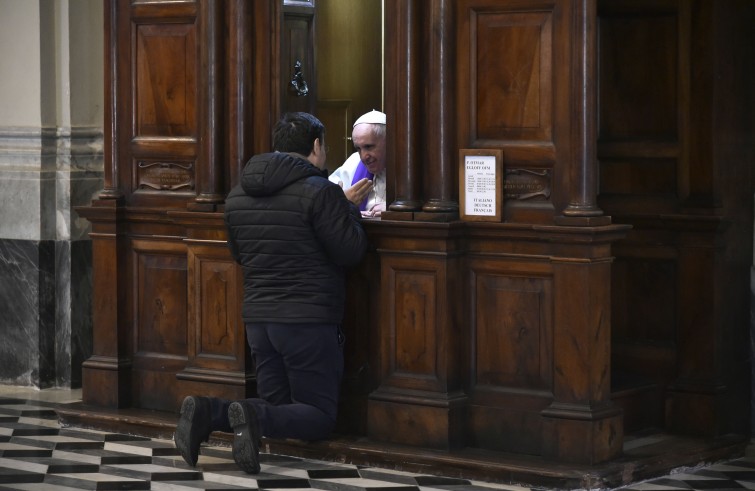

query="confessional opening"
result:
[317,0,383,172]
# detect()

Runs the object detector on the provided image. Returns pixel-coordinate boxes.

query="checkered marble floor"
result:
[0,386,753,490]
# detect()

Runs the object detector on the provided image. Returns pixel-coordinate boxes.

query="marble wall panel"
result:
[0,127,101,387]
[0,169,44,240]
[68,239,93,387]
[0,238,92,388]
[0,239,53,386]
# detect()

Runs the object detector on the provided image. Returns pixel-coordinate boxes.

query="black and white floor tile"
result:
[0,386,753,490]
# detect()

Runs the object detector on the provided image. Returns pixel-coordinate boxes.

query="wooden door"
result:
[281,1,316,114]
[79,0,278,412]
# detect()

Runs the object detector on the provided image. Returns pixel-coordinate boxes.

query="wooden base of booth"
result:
[55,402,747,490]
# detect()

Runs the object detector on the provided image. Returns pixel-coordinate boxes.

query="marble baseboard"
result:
[0,238,92,388]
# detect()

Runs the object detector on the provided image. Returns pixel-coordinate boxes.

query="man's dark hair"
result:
[273,112,325,156]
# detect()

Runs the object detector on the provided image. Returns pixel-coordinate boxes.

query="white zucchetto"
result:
[353,110,386,127]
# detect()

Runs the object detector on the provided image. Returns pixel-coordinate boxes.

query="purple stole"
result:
[351,161,374,211]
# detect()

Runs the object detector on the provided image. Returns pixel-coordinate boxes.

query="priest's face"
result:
[352,124,386,175]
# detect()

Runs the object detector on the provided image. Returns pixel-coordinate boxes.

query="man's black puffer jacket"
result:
[224,151,368,324]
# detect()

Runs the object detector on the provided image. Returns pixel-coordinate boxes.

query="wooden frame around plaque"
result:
[459,149,503,222]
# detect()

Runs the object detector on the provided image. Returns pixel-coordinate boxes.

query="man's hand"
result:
[341,178,373,206]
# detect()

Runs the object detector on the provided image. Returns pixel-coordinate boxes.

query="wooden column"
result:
[79,0,128,407]
[385,0,423,212]
[251,1,278,157]
[559,0,603,221]
[194,0,225,208]
[368,223,467,450]
[539,3,622,462]
[98,0,123,200]
[541,230,625,464]
[226,0,254,186]
[80,201,131,408]
[420,0,458,215]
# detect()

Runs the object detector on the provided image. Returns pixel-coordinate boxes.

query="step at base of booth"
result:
[56,401,748,490]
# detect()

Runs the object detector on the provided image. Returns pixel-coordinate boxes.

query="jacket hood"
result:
[240,152,324,197]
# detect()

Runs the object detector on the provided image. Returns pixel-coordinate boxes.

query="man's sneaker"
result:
[228,401,261,474]
[174,396,212,467]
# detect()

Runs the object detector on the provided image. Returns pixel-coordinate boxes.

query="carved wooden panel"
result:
[475,12,552,142]
[134,246,188,355]
[131,238,188,410]
[134,23,197,137]
[395,271,437,376]
[473,272,552,389]
[116,0,201,205]
[599,158,677,196]
[598,10,678,141]
[597,1,686,212]
[456,0,562,222]
[612,256,676,347]
[381,255,446,392]
[466,258,553,453]
[611,252,676,431]
[186,243,244,371]
[457,1,555,164]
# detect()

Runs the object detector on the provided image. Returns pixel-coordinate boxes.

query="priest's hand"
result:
[361,202,385,218]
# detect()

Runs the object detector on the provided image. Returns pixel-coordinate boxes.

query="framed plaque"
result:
[459,149,503,222]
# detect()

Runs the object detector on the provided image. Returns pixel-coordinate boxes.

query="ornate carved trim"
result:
[504,168,551,200]
[136,160,195,191]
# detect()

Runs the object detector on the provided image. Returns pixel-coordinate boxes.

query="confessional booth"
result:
[64,0,755,488]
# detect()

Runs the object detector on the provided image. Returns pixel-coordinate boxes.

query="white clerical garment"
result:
[329,152,386,213]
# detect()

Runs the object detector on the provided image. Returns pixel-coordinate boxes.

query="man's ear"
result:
[308,137,326,169]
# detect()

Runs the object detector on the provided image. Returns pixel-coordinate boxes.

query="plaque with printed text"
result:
[459,149,503,222]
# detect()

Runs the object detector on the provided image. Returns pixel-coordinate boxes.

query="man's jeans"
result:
[208,322,344,441]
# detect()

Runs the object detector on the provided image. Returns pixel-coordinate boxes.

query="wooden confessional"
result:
[67,0,754,487]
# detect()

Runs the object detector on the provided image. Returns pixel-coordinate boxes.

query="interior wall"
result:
[314,0,383,171]
[0,1,42,127]
[0,0,103,388]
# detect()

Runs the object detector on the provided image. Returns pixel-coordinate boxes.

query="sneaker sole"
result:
[175,397,199,466]
[228,402,261,474]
